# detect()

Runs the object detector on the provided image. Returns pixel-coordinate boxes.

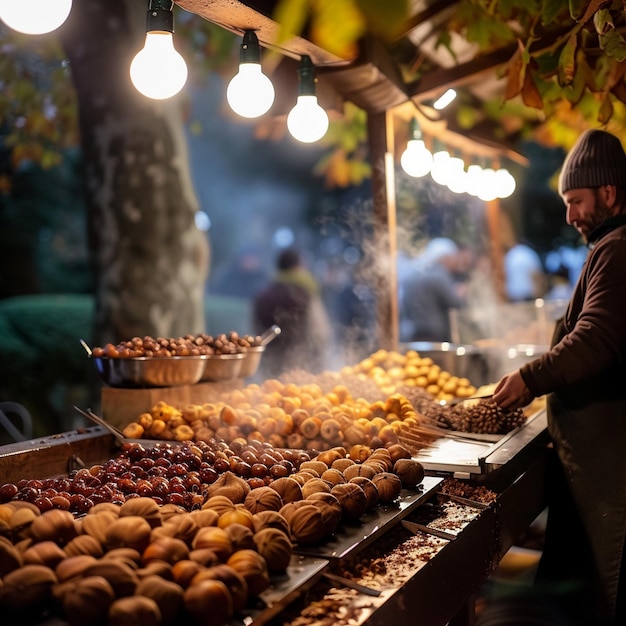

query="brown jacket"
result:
[521,218,626,622]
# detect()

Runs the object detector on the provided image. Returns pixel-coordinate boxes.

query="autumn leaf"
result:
[273,0,310,48]
[521,67,544,109]
[560,60,586,106]
[579,52,600,93]
[593,8,613,35]
[348,158,372,185]
[598,31,626,63]
[590,8,626,62]
[590,54,614,93]
[504,40,525,100]
[319,148,352,187]
[598,92,614,125]
[355,0,409,41]
[557,34,577,87]
[310,0,366,60]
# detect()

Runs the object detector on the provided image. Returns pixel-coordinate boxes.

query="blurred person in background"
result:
[400,237,467,343]
[493,129,626,625]
[252,247,331,378]
[503,240,547,302]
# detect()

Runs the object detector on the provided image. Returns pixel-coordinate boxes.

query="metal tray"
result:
[413,409,548,478]
[293,476,443,560]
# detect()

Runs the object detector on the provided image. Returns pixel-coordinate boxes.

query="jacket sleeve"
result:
[521,236,626,396]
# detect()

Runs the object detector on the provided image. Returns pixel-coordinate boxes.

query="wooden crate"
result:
[0,427,116,484]
[101,380,242,430]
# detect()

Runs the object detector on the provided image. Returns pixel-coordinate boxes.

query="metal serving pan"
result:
[93,355,208,388]
[413,409,548,478]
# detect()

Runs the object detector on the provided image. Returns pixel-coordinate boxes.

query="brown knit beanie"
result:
[558,129,626,195]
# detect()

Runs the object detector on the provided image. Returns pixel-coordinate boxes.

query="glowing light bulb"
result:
[446,156,467,193]
[130,3,187,100]
[0,0,72,35]
[433,88,457,110]
[430,150,451,185]
[227,31,275,119]
[494,168,516,198]
[288,96,329,143]
[287,56,328,143]
[477,168,499,201]
[130,32,188,99]
[465,164,484,197]
[401,139,433,177]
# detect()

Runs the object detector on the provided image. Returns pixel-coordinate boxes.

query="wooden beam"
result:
[396,0,459,41]
[319,37,408,114]
[406,45,517,102]
[175,0,348,65]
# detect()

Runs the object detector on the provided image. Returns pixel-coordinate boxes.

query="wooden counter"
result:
[0,425,549,626]
[367,450,548,626]
[263,440,549,626]
[100,379,242,431]
[0,426,117,484]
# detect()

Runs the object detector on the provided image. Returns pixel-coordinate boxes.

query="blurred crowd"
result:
[206,236,586,378]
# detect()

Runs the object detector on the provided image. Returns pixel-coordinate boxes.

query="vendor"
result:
[493,129,626,625]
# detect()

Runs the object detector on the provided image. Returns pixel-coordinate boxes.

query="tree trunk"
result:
[59,0,209,346]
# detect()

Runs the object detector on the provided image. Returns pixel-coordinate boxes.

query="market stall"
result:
[0,342,549,626]
[0,5,554,624]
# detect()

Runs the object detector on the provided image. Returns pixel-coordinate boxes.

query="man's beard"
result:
[580,191,616,243]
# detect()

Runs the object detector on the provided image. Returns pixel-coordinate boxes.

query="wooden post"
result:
[485,199,506,302]
[367,111,399,350]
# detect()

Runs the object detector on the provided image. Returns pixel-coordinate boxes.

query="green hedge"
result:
[0,293,255,442]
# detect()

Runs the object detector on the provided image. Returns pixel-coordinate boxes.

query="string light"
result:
[446,154,467,194]
[227,30,275,119]
[400,118,433,177]
[0,0,72,35]
[430,147,451,185]
[465,164,484,197]
[287,56,329,143]
[433,88,457,110]
[130,0,188,100]
[477,167,499,201]
[400,131,517,199]
[494,167,516,198]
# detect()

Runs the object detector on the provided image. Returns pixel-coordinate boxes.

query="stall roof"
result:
[175,0,530,162]
[174,0,540,347]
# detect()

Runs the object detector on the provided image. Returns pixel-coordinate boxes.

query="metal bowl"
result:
[401,341,547,387]
[401,342,489,386]
[93,355,208,388]
[239,346,265,378]
[200,353,245,382]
